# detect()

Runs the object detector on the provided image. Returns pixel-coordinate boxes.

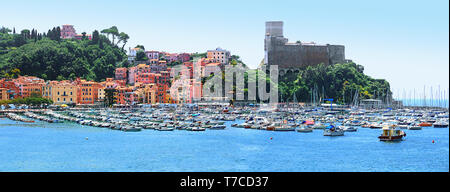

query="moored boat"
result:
[323,125,344,136]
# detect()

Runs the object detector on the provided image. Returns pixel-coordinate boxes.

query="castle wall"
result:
[301,45,330,67]
[327,45,345,64]
[264,21,346,71]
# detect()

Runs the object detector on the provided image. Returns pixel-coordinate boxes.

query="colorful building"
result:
[145,51,160,60]
[207,47,230,65]
[115,67,128,81]
[0,79,20,99]
[75,79,101,104]
[13,76,45,98]
[60,24,76,39]
[42,81,77,104]
[0,88,7,101]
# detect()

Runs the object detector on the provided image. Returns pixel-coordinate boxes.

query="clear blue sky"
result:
[1,0,449,99]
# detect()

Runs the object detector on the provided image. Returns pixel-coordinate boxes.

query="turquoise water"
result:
[0,118,448,172]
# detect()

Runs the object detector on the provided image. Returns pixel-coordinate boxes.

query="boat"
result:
[296,126,313,133]
[191,127,206,131]
[343,126,358,132]
[273,123,296,131]
[418,122,432,127]
[407,124,422,130]
[378,125,406,141]
[323,125,344,136]
[433,121,448,128]
[397,124,408,129]
[209,124,226,129]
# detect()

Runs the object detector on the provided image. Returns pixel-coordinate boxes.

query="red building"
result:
[0,79,20,99]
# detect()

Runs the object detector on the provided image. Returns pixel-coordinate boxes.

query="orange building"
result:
[116,86,137,105]
[0,88,7,101]
[13,76,45,98]
[75,79,101,104]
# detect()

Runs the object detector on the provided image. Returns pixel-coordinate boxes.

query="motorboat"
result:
[433,121,448,128]
[323,125,344,136]
[378,125,406,141]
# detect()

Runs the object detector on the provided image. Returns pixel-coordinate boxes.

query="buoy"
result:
[432,140,434,143]
[270,137,273,140]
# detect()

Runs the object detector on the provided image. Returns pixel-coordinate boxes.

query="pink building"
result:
[61,25,76,39]
[177,53,191,63]
[115,68,128,80]
[145,51,160,60]
[128,66,137,85]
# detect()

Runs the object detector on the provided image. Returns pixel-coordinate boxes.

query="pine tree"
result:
[92,30,99,44]
[56,26,61,41]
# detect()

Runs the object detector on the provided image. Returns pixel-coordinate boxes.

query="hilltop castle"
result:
[264,21,349,75]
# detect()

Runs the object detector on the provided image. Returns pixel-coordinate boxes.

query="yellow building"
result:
[42,81,77,104]
[98,88,105,102]
[0,88,7,101]
[136,84,157,104]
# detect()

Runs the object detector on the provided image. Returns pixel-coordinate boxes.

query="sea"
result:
[0,118,448,172]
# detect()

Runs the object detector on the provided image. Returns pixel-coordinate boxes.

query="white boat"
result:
[209,124,226,129]
[191,127,206,131]
[323,125,344,136]
[433,121,448,128]
[296,126,313,133]
[343,126,358,132]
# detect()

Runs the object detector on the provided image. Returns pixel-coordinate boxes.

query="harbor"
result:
[0,105,448,172]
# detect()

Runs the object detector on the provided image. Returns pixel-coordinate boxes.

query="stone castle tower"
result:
[264,21,347,75]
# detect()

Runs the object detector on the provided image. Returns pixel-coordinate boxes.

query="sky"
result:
[1,0,448,100]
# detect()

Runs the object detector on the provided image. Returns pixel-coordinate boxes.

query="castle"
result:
[264,21,349,75]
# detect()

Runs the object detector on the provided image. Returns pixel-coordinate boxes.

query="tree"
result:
[0,27,12,34]
[117,32,129,51]
[135,45,145,50]
[81,32,87,40]
[92,30,100,44]
[101,28,111,41]
[109,26,119,45]
[135,50,148,61]
[21,29,30,39]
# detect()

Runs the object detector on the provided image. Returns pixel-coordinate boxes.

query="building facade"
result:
[207,47,230,65]
[42,81,77,104]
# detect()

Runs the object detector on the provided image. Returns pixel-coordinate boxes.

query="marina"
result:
[0,105,448,172]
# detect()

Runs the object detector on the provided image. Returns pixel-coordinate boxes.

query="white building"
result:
[207,47,231,65]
